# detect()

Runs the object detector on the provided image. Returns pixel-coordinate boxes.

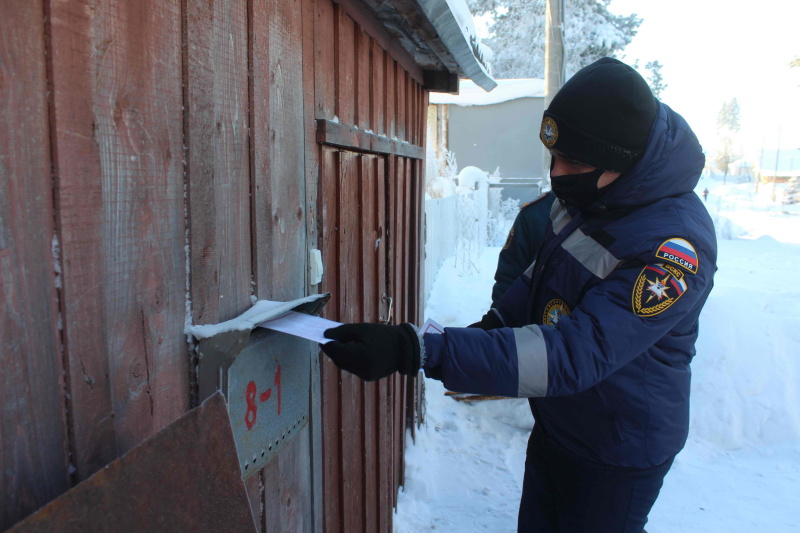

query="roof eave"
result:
[415,0,497,92]
[356,0,496,94]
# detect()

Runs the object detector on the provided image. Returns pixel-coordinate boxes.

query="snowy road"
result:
[395,180,800,532]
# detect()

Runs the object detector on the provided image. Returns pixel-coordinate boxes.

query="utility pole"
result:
[772,126,783,202]
[543,0,565,185]
[545,0,566,107]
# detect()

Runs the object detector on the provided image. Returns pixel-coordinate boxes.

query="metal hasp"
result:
[195,293,331,479]
[8,393,256,533]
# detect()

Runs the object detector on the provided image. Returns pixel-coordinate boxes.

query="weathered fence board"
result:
[338,151,365,533]
[301,1,325,530]
[0,2,69,528]
[319,148,343,533]
[185,0,252,329]
[335,7,356,127]
[251,0,314,529]
[48,0,188,481]
[371,40,385,136]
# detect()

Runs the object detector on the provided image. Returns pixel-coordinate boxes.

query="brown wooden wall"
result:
[0,0,427,530]
[313,2,427,532]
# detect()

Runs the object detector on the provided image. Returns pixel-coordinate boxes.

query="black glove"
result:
[321,323,421,381]
[468,310,504,330]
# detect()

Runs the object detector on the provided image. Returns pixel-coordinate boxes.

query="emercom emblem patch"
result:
[655,238,698,274]
[540,117,558,147]
[632,263,688,317]
[503,226,515,250]
[543,299,571,328]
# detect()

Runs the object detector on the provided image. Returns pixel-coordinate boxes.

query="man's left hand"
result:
[468,310,504,330]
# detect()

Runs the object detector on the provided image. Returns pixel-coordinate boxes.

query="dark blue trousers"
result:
[518,425,673,533]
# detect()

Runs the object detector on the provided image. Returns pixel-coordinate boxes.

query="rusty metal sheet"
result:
[9,392,255,533]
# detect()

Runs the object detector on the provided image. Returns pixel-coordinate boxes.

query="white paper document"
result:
[420,318,444,336]
[258,311,342,344]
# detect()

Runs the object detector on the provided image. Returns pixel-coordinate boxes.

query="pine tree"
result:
[715,98,742,182]
[467,0,641,79]
[645,60,668,99]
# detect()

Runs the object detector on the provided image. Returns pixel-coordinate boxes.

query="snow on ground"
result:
[395,178,800,532]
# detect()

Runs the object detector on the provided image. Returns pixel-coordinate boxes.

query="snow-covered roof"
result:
[429,78,545,106]
[416,0,497,91]
[356,0,496,93]
[757,149,800,175]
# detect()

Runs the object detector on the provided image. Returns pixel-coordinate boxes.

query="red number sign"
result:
[244,365,282,430]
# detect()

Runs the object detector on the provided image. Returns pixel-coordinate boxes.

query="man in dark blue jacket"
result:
[321,57,717,533]
[490,191,556,306]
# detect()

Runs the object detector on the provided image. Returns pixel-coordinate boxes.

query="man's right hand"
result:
[468,310,504,330]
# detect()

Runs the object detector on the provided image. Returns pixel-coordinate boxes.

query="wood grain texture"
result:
[338,151,364,533]
[375,154,392,532]
[385,55,396,142]
[370,40,385,136]
[315,17,338,531]
[263,426,312,533]
[0,1,70,528]
[395,65,406,142]
[316,119,424,159]
[334,7,355,126]
[396,157,408,323]
[48,0,188,481]
[359,156,374,530]
[355,30,371,131]
[185,0,252,328]
[251,0,306,303]
[314,0,336,121]
[250,0,312,529]
[319,147,342,533]
[302,0,324,531]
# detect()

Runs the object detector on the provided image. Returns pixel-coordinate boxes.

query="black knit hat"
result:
[539,57,658,173]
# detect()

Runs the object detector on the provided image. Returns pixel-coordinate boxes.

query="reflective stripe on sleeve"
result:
[549,200,572,234]
[523,260,536,279]
[561,229,623,279]
[514,325,549,397]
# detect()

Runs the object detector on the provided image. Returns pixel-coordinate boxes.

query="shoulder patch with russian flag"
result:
[655,238,699,274]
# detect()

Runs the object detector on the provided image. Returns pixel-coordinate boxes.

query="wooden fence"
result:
[0,0,426,530]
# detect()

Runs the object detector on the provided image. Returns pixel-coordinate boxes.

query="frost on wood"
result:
[426,149,460,200]
[52,233,62,289]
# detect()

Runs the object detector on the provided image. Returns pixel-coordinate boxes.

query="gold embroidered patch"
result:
[540,117,558,148]
[502,226,515,250]
[632,263,688,317]
[543,299,570,328]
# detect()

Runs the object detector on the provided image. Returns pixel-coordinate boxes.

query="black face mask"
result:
[550,167,607,209]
